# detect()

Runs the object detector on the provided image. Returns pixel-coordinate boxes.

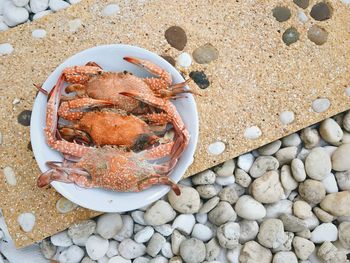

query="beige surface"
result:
[0,0,349,248]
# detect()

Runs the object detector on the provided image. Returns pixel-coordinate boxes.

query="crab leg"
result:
[63,66,103,84]
[137,175,180,195]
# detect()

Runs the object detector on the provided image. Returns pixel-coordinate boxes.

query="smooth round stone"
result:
[237,153,254,172]
[226,245,242,263]
[86,235,109,260]
[239,241,272,263]
[332,144,350,171]
[208,141,225,155]
[282,134,301,147]
[180,238,206,263]
[339,222,350,248]
[281,165,298,191]
[272,6,291,22]
[12,0,29,7]
[320,191,350,216]
[293,200,312,219]
[239,220,259,243]
[161,242,173,259]
[258,140,282,156]
[106,240,119,258]
[144,200,176,225]
[215,175,235,186]
[257,219,286,249]
[108,256,131,263]
[335,170,350,191]
[17,110,31,126]
[191,224,213,242]
[321,173,338,193]
[310,223,338,243]
[275,147,298,165]
[134,226,154,243]
[49,0,69,11]
[265,199,293,219]
[235,195,266,220]
[119,239,146,259]
[172,214,195,235]
[59,245,84,263]
[30,0,49,13]
[305,147,331,180]
[244,126,262,140]
[192,170,216,185]
[168,185,200,213]
[291,158,306,182]
[215,159,235,177]
[171,230,186,256]
[218,185,238,204]
[217,222,240,249]
[205,238,221,261]
[297,11,308,23]
[176,52,192,68]
[296,228,311,239]
[189,71,210,89]
[114,215,134,241]
[192,43,219,64]
[313,207,334,223]
[165,26,187,51]
[32,29,46,38]
[292,237,315,260]
[3,166,17,186]
[302,213,320,230]
[196,184,219,199]
[147,233,166,257]
[102,4,120,16]
[301,128,320,149]
[280,213,307,232]
[298,179,326,204]
[251,171,284,203]
[282,27,299,46]
[208,201,236,226]
[96,213,123,239]
[307,25,328,45]
[32,9,52,19]
[153,224,173,237]
[273,251,297,263]
[293,0,309,9]
[40,238,57,259]
[68,219,96,246]
[195,213,207,224]
[310,2,331,21]
[131,211,146,225]
[3,3,28,26]
[133,257,150,263]
[51,231,73,247]
[199,197,220,214]
[235,169,252,188]
[250,156,279,178]
[312,98,330,113]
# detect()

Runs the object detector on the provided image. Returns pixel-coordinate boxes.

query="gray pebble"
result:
[208,201,236,226]
[249,156,279,178]
[180,238,206,263]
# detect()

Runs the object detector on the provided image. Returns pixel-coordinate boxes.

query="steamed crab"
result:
[37,57,194,194]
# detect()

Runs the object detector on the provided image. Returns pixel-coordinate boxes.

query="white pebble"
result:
[297,11,308,23]
[215,159,235,177]
[114,215,134,241]
[311,223,338,243]
[29,0,48,13]
[0,43,14,55]
[312,98,330,113]
[96,213,123,239]
[108,256,131,263]
[244,126,262,140]
[119,239,146,259]
[280,111,295,125]
[51,231,73,247]
[12,0,29,7]
[68,0,80,3]
[215,175,235,186]
[58,245,84,263]
[134,226,154,243]
[161,242,173,258]
[49,0,70,11]
[32,9,52,19]
[3,3,28,27]
[32,29,46,38]
[191,223,213,242]
[98,256,109,263]
[172,214,196,235]
[235,195,266,220]
[3,166,17,186]
[102,4,120,16]
[86,235,109,260]
[321,173,338,193]
[176,52,192,68]
[237,153,254,172]
[208,141,225,155]
[0,22,9,31]
[153,224,173,237]
[68,18,82,32]
[106,240,119,258]
[195,213,208,224]
[17,212,35,232]
[131,211,146,225]
[12,98,20,104]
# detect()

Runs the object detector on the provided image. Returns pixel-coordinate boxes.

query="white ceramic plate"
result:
[30,44,199,212]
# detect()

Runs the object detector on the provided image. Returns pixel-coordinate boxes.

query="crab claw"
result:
[123,56,172,85]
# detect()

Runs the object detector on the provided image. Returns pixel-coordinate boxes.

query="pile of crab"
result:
[37,57,196,195]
